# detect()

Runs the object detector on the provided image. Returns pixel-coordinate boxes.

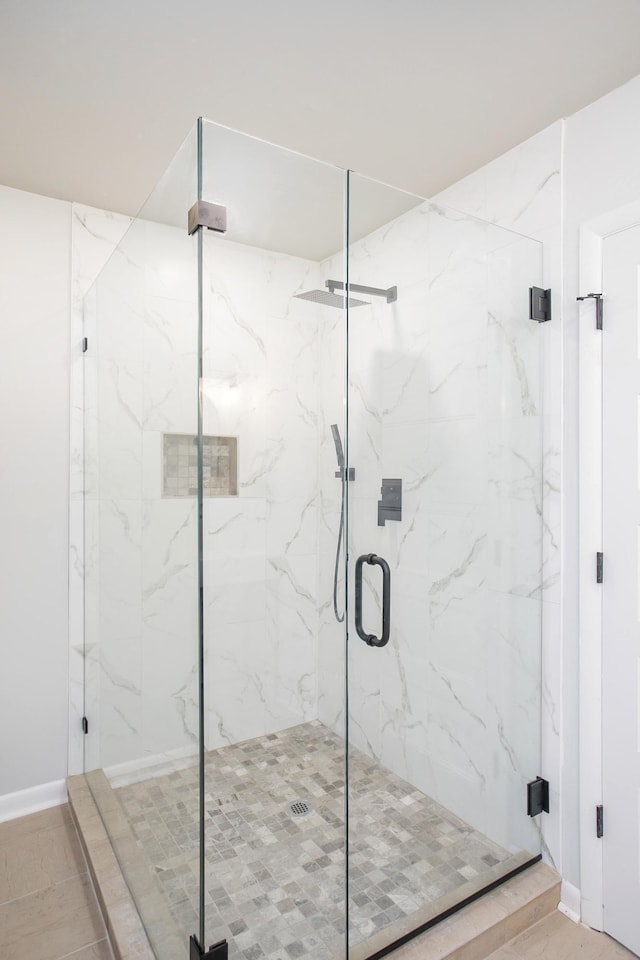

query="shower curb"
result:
[355,861,560,960]
[67,774,156,960]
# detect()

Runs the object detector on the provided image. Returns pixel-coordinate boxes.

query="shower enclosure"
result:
[81,119,545,960]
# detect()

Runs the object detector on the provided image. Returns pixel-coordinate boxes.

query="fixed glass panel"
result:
[345,173,544,954]
[83,125,201,959]
[199,120,348,958]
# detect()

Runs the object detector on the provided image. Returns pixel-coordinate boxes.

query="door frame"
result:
[579,198,640,930]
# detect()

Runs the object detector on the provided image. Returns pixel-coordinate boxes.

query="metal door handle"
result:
[355,553,391,647]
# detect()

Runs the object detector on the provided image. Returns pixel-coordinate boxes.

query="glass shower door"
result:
[344,172,545,953]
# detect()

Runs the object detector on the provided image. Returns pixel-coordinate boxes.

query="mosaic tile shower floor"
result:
[115,721,513,960]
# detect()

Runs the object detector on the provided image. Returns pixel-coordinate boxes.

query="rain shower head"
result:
[294,278,397,309]
[293,289,369,309]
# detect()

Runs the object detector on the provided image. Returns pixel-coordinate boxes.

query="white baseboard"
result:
[0,779,67,824]
[558,879,581,923]
[105,744,199,789]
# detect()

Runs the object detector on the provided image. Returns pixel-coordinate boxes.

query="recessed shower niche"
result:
[80,118,545,960]
[162,434,238,498]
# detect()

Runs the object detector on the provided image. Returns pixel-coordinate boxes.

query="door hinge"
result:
[190,936,228,960]
[82,337,88,353]
[527,776,550,817]
[596,804,604,838]
[577,292,603,330]
[529,286,552,323]
[81,716,88,734]
[597,552,604,583]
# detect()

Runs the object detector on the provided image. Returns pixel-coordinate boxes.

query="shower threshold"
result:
[69,722,554,960]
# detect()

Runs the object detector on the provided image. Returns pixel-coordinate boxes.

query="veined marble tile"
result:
[206,619,271,749]
[143,297,198,433]
[72,203,132,304]
[142,220,197,303]
[484,122,562,235]
[487,239,543,422]
[267,495,318,557]
[488,416,544,599]
[98,498,143,642]
[483,591,541,851]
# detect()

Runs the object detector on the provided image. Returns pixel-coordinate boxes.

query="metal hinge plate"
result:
[577,292,603,330]
[529,287,551,323]
[596,804,604,838]
[527,776,550,817]
[597,552,604,584]
[190,936,228,960]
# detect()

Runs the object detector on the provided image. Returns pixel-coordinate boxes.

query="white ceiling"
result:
[2,0,640,223]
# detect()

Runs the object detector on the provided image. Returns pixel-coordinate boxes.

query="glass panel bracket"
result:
[190,936,228,960]
[187,200,228,236]
[527,777,549,817]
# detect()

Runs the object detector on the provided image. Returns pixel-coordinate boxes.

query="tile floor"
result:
[0,803,113,960]
[1,798,637,960]
[484,911,639,960]
[115,721,518,960]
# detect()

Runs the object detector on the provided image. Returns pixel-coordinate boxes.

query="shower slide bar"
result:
[355,553,391,648]
[325,279,398,303]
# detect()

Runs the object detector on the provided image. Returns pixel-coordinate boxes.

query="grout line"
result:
[56,937,113,960]
[0,869,90,910]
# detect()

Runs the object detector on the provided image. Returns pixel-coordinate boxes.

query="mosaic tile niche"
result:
[163,433,238,498]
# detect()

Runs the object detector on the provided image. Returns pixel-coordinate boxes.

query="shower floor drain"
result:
[289,800,312,818]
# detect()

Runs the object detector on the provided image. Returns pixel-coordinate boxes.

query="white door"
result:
[602,222,640,955]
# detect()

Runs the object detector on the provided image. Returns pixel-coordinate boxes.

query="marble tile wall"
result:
[201,235,327,749]
[69,204,132,777]
[435,123,562,871]
[316,196,546,856]
[73,208,328,774]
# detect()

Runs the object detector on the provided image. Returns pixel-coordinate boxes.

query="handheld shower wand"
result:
[331,424,347,623]
[331,423,345,470]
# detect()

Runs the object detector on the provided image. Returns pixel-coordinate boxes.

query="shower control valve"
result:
[378,478,402,526]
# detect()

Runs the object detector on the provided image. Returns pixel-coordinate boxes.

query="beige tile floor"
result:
[485,910,639,960]
[1,800,639,960]
[0,803,113,960]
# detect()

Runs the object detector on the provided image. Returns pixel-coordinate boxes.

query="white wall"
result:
[0,186,71,797]
[562,72,640,892]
